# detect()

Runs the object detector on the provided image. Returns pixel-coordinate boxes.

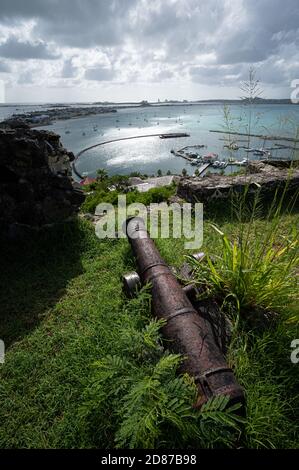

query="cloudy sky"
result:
[0,0,298,102]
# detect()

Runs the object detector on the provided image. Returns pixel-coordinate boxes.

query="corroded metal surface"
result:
[126,217,244,408]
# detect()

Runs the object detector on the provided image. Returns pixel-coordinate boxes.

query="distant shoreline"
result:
[1,99,297,129]
[0,98,297,108]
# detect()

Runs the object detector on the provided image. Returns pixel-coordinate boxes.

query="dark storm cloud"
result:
[216,0,299,65]
[0,36,59,60]
[0,0,138,47]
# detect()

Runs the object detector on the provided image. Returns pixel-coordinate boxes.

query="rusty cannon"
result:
[123,217,244,409]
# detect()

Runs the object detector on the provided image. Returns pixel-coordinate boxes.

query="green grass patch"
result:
[0,198,298,448]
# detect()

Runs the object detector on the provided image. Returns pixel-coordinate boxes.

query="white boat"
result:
[212,160,228,169]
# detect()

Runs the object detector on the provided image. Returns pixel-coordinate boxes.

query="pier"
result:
[209,129,299,143]
[196,163,211,175]
[159,132,190,139]
[171,149,195,163]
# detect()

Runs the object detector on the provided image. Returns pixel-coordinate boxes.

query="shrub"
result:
[82,184,176,214]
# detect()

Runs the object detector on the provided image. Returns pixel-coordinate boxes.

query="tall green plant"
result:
[191,187,299,314]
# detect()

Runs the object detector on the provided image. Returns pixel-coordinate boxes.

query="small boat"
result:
[253,149,265,156]
[185,152,198,159]
[212,160,227,169]
[65,130,71,134]
[235,159,248,166]
[253,148,272,158]
[224,143,239,151]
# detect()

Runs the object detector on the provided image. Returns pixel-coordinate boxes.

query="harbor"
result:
[24,102,298,179]
[170,145,248,169]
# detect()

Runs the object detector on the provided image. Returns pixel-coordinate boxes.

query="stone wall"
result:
[0,120,84,237]
[177,161,299,205]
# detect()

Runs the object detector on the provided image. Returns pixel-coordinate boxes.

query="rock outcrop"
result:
[0,120,84,237]
[178,161,299,205]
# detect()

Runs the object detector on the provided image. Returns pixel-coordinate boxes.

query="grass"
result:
[0,196,298,448]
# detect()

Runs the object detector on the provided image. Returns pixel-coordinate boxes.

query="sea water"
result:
[1,103,298,177]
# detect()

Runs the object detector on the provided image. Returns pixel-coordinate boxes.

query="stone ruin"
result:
[0,119,85,238]
[178,160,299,205]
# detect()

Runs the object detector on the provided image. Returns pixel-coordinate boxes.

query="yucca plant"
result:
[191,186,299,315]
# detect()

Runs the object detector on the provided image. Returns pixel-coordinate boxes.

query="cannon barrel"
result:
[125,217,244,408]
